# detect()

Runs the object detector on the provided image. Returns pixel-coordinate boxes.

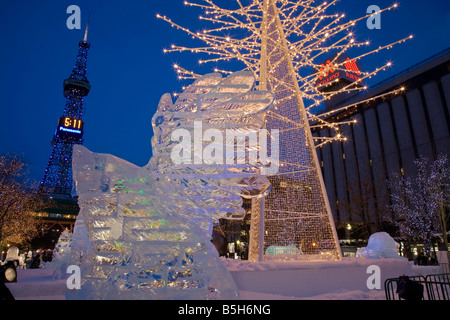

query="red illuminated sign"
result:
[315,54,362,90]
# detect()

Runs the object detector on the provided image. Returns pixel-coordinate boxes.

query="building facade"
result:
[313,48,450,240]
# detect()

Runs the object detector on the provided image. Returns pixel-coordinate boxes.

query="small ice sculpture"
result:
[3,247,20,264]
[265,245,302,255]
[53,230,72,261]
[48,230,72,279]
[356,232,404,259]
[70,71,274,299]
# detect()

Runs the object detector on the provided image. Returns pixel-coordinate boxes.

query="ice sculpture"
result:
[53,230,72,261]
[70,71,274,299]
[48,230,73,279]
[265,245,302,256]
[356,232,405,259]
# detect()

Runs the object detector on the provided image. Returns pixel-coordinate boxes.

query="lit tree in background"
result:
[158,0,411,261]
[388,154,449,256]
[0,154,44,249]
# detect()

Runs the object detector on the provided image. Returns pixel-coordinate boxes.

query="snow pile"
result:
[224,256,411,299]
[298,289,386,300]
[221,255,409,272]
[5,269,66,300]
[239,289,384,300]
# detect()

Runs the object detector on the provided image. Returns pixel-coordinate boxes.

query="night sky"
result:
[1,0,449,184]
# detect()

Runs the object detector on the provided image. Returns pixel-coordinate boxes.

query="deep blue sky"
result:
[0,0,449,184]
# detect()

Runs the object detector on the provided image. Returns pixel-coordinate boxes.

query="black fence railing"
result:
[385,273,450,300]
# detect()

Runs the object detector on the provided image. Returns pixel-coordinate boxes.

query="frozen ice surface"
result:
[70,72,274,299]
[356,232,406,259]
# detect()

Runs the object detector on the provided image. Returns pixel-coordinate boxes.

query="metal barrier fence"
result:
[385,275,425,300]
[385,273,450,300]
[424,273,450,300]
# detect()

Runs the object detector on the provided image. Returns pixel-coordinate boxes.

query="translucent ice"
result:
[356,232,405,259]
[53,230,72,262]
[70,71,274,299]
[47,230,73,280]
[265,245,302,255]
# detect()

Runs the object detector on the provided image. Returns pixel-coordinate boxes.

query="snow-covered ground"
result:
[225,256,440,300]
[240,288,386,300]
[5,257,441,300]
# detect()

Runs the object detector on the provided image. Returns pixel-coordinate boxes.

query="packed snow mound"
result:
[356,232,405,259]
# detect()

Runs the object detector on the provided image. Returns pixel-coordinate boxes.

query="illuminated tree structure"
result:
[40,27,91,197]
[158,0,410,261]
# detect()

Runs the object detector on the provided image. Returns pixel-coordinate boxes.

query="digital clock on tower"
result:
[56,116,84,140]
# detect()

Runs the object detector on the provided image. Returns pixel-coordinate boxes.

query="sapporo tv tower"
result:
[40,26,91,196]
[37,26,91,238]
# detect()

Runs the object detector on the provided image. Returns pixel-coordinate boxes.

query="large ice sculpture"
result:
[70,71,274,299]
[356,232,405,259]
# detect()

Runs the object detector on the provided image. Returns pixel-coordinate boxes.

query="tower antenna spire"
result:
[83,14,91,43]
[83,22,89,42]
[83,21,89,42]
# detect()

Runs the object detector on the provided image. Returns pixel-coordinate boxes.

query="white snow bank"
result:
[5,269,66,300]
[410,265,442,277]
[240,288,385,300]
[299,288,386,300]
[225,256,412,299]
[221,256,410,271]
